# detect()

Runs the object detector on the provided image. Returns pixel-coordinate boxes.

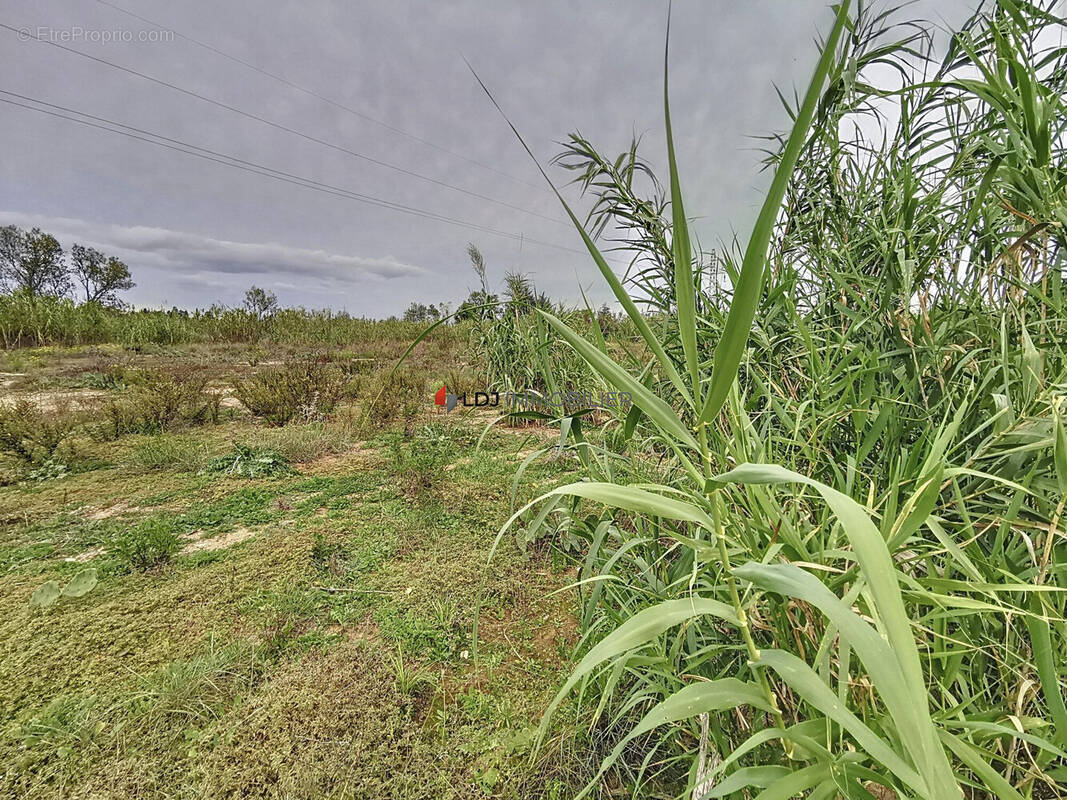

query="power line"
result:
[93,0,543,191]
[1,22,564,226]
[0,91,583,254]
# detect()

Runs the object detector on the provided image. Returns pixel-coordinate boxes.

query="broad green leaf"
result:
[1020,324,1043,401]
[538,596,739,746]
[663,24,699,395]
[30,580,61,609]
[699,1,851,425]
[538,309,699,451]
[705,766,789,797]
[578,678,772,798]
[1024,597,1067,747]
[62,568,98,599]
[938,730,1026,800]
[752,765,830,800]
[717,463,957,797]
[544,481,715,530]
[1054,407,1067,493]
[754,649,928,797]
[737,562,942,790]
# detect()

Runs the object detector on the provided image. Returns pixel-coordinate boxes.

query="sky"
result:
[2,0,979,317]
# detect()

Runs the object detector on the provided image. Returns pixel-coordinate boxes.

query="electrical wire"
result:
[1,22,564,226]
[0,91,583,254]
[93,0,543,190]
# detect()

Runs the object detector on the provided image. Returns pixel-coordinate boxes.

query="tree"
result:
[0,226,68,297]
[402,302,443,323]
[70,244,134,306]
[243,286,278,320]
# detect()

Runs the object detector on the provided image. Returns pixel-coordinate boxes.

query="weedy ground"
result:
[0,338,594,799]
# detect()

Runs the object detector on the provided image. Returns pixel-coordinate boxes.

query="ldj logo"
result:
[434,385,458,412]
[434,386,499,413]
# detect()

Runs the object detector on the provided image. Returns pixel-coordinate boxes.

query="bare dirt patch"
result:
[84,500,138,520]
[0,388,108,412]
[181,526,258,554]
[208,387,243,409]
[64,547,105,563]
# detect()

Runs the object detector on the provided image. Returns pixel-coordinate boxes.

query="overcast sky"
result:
[2,0,979,316]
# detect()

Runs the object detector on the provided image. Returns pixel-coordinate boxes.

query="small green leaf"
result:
[1053,407,1067,494]
[62,568,99,598]
[30,580,62,609]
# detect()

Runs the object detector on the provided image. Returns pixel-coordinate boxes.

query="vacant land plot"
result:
[0,339,594,799]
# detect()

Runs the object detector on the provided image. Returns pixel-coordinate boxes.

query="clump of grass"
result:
[16,693,103,763]
[99,368,220,438]
[388,644,435,697]
[387,422,452,497]
[111,516,180,571]
[129,434,207,472]
[203,443,292,478]
[265,422,353,464]
[235,360,348,426]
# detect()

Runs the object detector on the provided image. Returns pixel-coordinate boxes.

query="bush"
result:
[0,400,81,465]
[235,361,348,426]
[98,369,220,438]
[358,367,426,433]
[112,517,180,571]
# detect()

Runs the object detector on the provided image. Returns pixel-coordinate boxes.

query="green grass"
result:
[0,355,591,798]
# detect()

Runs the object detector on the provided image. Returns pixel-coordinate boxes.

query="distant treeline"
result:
[0,293,463,348]
[0,223,470,349]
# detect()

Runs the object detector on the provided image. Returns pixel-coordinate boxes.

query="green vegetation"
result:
[4,2,1066,798]
[478,2,1067,798]
[0,328,589,798]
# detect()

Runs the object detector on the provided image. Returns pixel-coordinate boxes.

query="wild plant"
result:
[479,2,1067,797]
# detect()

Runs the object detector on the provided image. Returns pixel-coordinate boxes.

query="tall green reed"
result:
[481,1,1067,797]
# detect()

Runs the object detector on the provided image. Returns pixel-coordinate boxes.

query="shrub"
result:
[134,370,214,429]
[0,400,81,465]
[358,367,426,433]
[235,361,348,426]
[112,517,180,571]
[98,369,219,438]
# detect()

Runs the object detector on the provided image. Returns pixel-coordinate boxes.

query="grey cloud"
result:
[2,0,979,315]
[0,211,424,304]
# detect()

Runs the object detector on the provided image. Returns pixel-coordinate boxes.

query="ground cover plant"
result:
[0,329,592,799]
